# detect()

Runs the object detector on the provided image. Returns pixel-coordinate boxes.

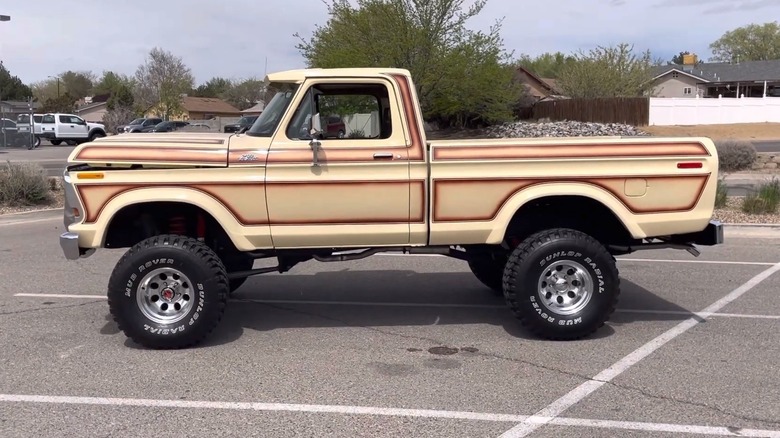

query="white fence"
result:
[649,96,780,125]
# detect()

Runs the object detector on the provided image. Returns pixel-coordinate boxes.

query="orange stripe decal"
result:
[433,142,710,161]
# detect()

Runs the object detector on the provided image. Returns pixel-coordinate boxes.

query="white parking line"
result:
[377,253,776,266]
[498,261,780,438]
[0,216,60,227]
[0,394,779,437]
[12,294,780,320]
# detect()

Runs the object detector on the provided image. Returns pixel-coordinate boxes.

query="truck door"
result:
[265,77,416,248]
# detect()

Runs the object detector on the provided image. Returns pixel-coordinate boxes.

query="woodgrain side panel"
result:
[432,142,710,161]
[433,175,710,222]
[77,180,426,226]
[74,146,227,164]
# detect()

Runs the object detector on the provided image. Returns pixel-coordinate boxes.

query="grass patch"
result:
[715,178,728,208]
[741,178,780,214]
[0,161,52,207]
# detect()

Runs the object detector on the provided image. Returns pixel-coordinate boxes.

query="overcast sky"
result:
[1,0,778,86]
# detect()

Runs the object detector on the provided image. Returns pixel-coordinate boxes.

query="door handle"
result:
[373,152,394,160]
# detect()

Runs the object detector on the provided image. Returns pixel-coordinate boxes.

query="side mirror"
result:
[309,112,322,137]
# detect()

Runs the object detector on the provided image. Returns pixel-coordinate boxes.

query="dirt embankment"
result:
[642,123,780,140]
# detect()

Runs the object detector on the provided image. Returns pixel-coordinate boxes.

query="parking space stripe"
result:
[12,294,780,320]
[1,394,779,437]
[0,216,61,227]
[498,261,780,438]
[377,253,776,266]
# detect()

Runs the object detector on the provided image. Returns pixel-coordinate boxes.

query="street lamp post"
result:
[48,76,61,98]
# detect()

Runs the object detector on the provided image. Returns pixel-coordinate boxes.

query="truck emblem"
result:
[238,154,258,162]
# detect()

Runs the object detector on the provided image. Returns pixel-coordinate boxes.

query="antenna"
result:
[264,56,268,76]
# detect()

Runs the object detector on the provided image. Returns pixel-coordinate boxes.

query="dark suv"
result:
[118,117,163,134]
[223,115,258,133]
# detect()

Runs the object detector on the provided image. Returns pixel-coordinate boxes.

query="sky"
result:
[0,0,778,87]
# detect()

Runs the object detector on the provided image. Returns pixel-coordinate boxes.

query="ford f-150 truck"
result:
[58,67,723,349]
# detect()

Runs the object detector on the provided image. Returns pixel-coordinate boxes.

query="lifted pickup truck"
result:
[59,67,723,349]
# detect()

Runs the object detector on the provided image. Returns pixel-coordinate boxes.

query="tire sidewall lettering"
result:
[527,246,607,326]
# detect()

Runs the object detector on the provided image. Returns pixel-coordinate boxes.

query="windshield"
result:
[246,83,300,137]
[17,114,30,124]
[129,118,145,125]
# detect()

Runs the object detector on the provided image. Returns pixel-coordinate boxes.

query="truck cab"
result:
[40,113,107,145]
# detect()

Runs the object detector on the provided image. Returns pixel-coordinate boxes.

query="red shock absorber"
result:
[169,216,187,235]
[196,214,206,239]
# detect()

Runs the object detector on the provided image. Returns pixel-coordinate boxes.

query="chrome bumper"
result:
[60,169,94,260]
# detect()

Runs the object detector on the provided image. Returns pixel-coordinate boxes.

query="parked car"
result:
[118,117,163,133]
[16,113,44,148]
[323,115,345,138]
[39,113,107,145]
[223,115,258,133]
[1,118,23,147]
[142,121,191,133]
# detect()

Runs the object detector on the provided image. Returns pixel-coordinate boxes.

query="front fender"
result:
[486,181,646,243]
[73,186,260,251]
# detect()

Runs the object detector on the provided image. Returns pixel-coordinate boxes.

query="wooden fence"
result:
[531,97,650,126]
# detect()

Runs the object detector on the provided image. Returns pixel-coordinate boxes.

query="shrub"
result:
[741,178,780,214]
[715,140,757,173]
[0,161,52,206]
[714,178,728,209]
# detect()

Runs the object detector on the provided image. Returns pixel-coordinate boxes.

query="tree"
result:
[221,77,267,110]
[0,62,33,101]
[133,47,195,119]
[294,0,524,128]
[556,43,657,99]
[93,71,134,96]
[516,51,577,78]
[39,92,76,113]
[193,77,233,98]
[709,21,780,62]
[59,70,95,99]
[668,51,694,65]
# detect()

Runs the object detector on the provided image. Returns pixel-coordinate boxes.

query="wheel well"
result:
[504,195,636,248]
[104,201,239,255]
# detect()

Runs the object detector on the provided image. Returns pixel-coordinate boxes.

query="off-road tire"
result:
[502,228,619,340]
[467,256,507,295]
[107,234,229,349]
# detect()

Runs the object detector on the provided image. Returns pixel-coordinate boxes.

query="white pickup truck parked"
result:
[39,113,107,145]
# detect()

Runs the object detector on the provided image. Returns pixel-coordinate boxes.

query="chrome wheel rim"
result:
[136,267,194,324]
[536,260,593,316]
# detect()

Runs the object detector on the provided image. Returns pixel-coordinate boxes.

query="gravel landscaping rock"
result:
[713,197,780,224]
[485,120,651,138]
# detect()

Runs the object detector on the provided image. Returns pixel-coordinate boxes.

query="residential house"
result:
[144,96,243,120]
[650,54,780,98]
[74,93,110,123]
[514,66,564,100]
[241,101,265,116]
[0,100,39,118]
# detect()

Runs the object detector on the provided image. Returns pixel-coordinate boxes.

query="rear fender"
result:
[486,182,645,243]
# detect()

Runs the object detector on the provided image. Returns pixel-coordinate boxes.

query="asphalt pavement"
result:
[0,210,779,437]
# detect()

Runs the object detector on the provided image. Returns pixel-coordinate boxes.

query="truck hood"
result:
[67,132,233,167]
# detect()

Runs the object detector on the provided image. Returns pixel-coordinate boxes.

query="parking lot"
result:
[1,210,779,437]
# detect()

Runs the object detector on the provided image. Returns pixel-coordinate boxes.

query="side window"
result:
[42,115,55,124]
[285,81,393,141]
[59,115,70,123]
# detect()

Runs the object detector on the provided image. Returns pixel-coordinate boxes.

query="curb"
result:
[0,207,60,217]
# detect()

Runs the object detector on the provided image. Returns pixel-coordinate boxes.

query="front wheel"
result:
[502,228,620,340]
[107,234,229,349]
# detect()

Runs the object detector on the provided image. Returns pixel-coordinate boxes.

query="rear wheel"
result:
[502,228,620,340]
[107,234,229,349]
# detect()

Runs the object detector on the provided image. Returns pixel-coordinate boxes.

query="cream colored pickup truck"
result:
[59,67,723,349]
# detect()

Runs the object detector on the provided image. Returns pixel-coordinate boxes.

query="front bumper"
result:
[60,170,95,260]
[671,220,724,246]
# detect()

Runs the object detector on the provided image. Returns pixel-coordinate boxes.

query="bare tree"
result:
[133,47,195,119]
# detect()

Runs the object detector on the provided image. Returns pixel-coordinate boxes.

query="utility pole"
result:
[0,15,8,148]
[48,75,61,97]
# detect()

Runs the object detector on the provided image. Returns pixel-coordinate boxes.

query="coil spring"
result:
[169,216,187,235]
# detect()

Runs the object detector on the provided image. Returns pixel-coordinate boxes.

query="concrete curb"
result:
[0,207,60,217]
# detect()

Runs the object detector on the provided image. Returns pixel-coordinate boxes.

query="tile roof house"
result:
[650,55,780,98]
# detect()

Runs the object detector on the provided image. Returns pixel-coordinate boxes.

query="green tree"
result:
[557,43,657,98]
[59,70,95,99]
[294,0,524,128]
[193,77,233,98]
[709,21,780,62]
[133,47,195,119]
[93,71,134,96]
[516,51,576,78]
[0,63,33,100]
[222,77,267,110]
[39,92,76,113]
